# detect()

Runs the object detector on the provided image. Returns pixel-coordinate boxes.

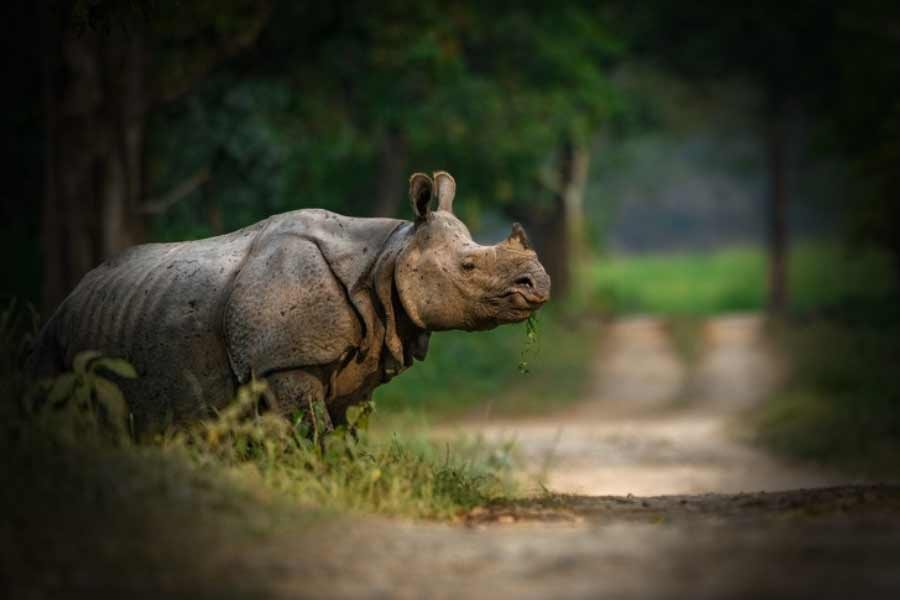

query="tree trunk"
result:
[538,139,590,302]
[40,8,148,316]
[766,106,789,313]
[205,183,224,236]
[371,128,408,217]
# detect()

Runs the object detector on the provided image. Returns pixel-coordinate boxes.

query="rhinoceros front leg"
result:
[265,369,333,439]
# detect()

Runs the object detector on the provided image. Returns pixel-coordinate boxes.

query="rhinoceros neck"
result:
[383,224,427,331]
[365,222,428,367]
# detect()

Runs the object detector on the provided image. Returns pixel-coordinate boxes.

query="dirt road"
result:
[447,314,843,496]
[299,315,898,599]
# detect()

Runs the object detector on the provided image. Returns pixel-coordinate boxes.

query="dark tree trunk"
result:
[766,105,789,313]
[205,184,224,236]
[38,3,271,316]
[41,8,148,316]
[540,197,570,303]
[537,138,590,302]
[371,128,408,217]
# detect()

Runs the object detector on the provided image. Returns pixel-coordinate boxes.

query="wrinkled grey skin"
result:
[30,172,550,432]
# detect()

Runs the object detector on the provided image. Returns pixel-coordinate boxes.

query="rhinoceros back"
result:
[35,221,267,427]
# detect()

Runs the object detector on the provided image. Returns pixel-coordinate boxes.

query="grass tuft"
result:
[160,383,518,519]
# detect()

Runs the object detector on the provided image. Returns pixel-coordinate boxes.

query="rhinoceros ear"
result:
[409,173,434,219]
[433,171,456,213]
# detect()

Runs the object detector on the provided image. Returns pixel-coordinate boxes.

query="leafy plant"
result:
[26,350,138,445]
[0,298,40,405]
[164,379,516,519]
[518,314,540,375]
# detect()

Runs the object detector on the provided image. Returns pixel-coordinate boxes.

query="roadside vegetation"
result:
[162,379,517,519]
[754,307,900,477]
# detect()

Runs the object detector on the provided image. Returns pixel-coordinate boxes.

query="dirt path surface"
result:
[8,315,900,599]
[445,314,843,496]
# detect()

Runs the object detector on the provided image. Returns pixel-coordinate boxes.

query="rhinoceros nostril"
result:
[514,275,534,288]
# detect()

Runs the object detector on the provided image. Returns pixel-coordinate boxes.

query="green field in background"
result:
[587,241,898,315]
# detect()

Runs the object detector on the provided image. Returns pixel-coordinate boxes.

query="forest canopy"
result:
[4,1,899,313]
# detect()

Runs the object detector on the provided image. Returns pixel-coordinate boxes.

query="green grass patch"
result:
[374,310,599,420]
[7,384,517,522]
[588,245,765,315]
[157,381,517,519]
[587,241,897,316]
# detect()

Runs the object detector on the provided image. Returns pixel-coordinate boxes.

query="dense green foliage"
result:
[147,2,627,239]
[621,0,900,272]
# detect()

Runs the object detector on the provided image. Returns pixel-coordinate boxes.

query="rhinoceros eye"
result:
[461,260,476,272]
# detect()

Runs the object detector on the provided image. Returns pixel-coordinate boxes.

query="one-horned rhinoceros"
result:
[30,171,550,433]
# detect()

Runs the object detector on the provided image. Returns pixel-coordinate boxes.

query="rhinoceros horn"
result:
[505,222,533,251]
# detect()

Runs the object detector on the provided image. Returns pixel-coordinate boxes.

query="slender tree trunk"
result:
[40,8,148,315]
[371,127,408,217]
[205,184,224,235]
[563,139,590,262]
[541,196,570,303]
[538,138,590,302]
[766,106,789,313]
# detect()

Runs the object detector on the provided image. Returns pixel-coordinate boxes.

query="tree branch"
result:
[141,168,210,215]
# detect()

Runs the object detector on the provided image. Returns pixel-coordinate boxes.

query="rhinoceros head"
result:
[395,171,551,331]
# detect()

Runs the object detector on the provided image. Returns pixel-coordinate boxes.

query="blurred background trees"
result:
[4,0,898,316]
[37,0,271,312]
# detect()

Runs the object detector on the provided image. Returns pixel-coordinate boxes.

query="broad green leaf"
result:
[47,373,78,405]
[23,379,53,414]
[94,376,129,429]
[73,350,103,375]
[346,405,362,427]
[355,412,370,432]
[92,357,138,379]
[73,382,92,412]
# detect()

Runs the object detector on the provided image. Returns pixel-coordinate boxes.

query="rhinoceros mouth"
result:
[499,288,548,308]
